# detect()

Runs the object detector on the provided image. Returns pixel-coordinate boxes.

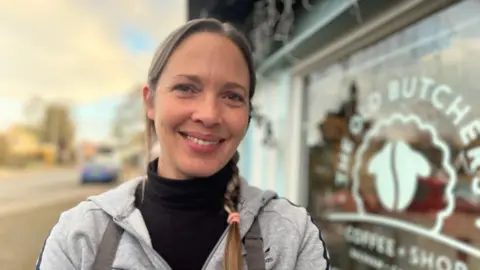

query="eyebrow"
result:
[175,74,247,95]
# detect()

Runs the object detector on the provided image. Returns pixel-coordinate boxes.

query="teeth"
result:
[186,135,219,145]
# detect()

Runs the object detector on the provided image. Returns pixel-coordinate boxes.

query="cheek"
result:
[154,102,191,136]
[154,107,177,135]
[154,96,173,124]
[227,113,249,141]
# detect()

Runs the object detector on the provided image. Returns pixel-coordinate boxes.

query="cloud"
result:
[0,0,186,104]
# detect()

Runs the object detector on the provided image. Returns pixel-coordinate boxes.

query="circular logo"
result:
[350,113,457,233]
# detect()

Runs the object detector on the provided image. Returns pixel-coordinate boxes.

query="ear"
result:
[143,83,155,121]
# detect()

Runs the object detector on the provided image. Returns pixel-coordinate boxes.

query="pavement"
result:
[0,168,86,212]
[0,165,73,180]
[0,199,90,270]
[0,167,122,270]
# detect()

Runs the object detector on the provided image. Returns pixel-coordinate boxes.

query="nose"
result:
[191,94,222,127]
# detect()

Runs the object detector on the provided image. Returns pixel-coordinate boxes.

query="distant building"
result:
[6,125,40,156]
[2,124,56,166]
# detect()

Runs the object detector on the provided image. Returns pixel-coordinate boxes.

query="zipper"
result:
[201,227,229,270]
[113,217,172,270]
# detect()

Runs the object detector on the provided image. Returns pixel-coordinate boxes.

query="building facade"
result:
[189,0,480,268]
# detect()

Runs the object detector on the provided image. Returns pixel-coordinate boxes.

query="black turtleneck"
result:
[137,159,231,270]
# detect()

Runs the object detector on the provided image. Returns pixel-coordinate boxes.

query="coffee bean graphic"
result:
[368,141,431,212]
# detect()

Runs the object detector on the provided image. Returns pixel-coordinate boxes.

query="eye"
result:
[224,92,245,103]
[173,83,197,93]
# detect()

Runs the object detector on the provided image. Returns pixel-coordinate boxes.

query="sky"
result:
[0,0,186,142]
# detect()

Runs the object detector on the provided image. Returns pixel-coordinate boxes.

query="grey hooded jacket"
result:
[36,177,331,269]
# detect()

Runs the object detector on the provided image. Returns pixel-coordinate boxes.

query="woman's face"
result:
[144,32,250,179]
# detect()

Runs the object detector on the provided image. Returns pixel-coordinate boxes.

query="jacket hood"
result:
[87,176,278,237]
[237,179,278,236]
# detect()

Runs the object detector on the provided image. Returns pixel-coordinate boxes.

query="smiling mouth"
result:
[179,132,224,146]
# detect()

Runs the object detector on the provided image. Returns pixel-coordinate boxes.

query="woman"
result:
[36,18,330,270]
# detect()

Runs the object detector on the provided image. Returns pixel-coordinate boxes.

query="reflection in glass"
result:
[307,1,480,269]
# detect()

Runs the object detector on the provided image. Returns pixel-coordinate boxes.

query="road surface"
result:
[0,167,120,270]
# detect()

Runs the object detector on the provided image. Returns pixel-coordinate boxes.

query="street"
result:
[0,168,120,270]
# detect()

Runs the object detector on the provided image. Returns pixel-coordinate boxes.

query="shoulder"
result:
[44,177,143,250]
[52,177,142,237]
[37,179,142,269]
[49,199,109,247]
[61,199,107,225]
[261,197,317,236]
[51,177,143,239]
[36,200,109,269]
[255,197,331,269]
[239,180,320,235]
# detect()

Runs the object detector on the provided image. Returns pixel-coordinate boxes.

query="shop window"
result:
[306,1,480,269]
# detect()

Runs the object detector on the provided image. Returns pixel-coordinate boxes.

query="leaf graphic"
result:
[368,141,431,211]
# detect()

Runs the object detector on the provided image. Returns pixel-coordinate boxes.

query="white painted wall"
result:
[238,71,292,199]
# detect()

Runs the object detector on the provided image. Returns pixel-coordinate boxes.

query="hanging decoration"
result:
[251,105,277,147]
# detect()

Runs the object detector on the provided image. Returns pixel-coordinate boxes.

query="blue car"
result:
[81,162,119,183]
[80,145,121,184]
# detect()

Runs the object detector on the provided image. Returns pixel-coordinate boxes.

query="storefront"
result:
[295,0,480,269]
[238,72,290,196]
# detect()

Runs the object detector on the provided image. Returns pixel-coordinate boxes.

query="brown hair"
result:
[144,18,256,270]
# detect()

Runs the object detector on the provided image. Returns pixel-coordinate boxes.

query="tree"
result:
[0,134,9,165]
[40,103,76,164]
[23,95,45,138]
[111,84,144,146]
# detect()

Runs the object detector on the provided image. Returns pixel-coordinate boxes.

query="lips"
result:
[179,131,225,147]
[185,135,219,145]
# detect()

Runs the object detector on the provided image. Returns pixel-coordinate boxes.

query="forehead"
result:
[162,32,249,84]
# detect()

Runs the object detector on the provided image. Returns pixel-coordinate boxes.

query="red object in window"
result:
[406,176,447,212]
[326,176,480,214]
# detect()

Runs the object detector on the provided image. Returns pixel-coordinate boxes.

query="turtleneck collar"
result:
[145,158,232,210]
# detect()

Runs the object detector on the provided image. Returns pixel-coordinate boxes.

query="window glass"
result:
[307,1,480,269]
